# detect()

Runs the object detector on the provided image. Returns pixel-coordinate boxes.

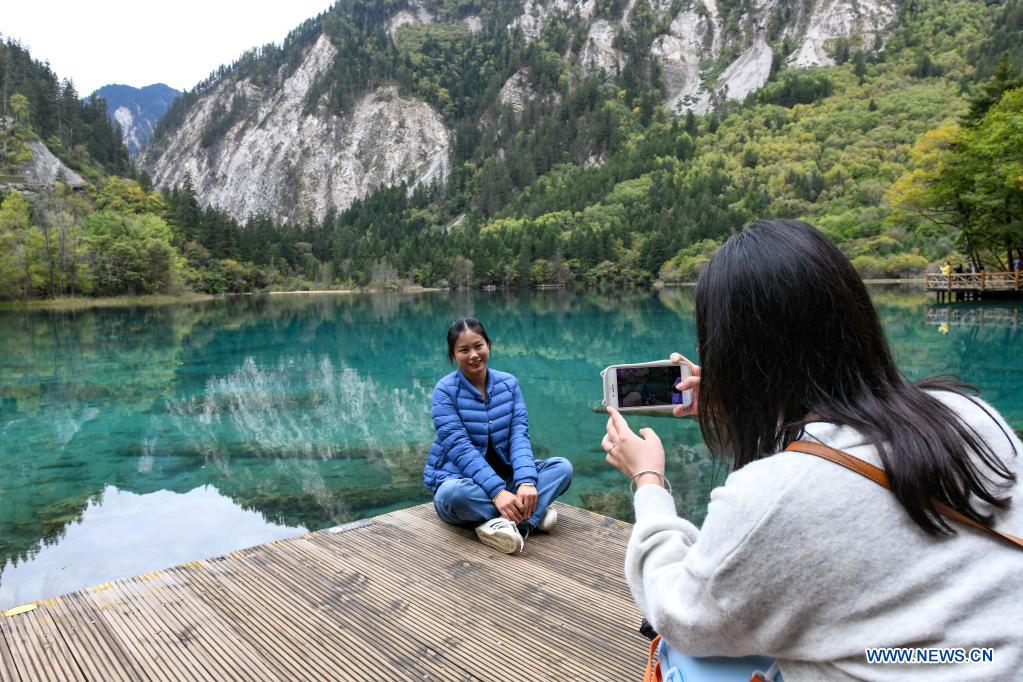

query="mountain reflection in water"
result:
[0,288,1019,608]
[0,485,305,609]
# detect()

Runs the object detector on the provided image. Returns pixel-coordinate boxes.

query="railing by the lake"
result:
[926,306,1021,329]
[925,272,1021,301]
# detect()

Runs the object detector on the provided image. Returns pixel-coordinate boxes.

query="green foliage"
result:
[7,0,1023,300]
[888,85,1023,269]
[82,212,183,296]
[659,239,721,284]
[95,177,167,215]
[9,93,29,123]
[850,252,929,278]
[0,39,129,175]
[754,70,834,108]
[963,54,1022,126]
[0,191,34,298]
[201,93,249,148]
[969,0,1023,78]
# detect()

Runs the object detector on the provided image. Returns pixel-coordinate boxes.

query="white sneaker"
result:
[537,507,557,533]
[475,518,524,554]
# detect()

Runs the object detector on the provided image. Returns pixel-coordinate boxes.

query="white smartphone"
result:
[601,360,693,414]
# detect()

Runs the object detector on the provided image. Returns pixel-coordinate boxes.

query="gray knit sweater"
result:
[626,391,1023,681]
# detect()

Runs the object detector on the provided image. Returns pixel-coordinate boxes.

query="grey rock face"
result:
[148,0,898,226]
[510,0,898,113]
[144,35,451,225]
[23,141,86,189]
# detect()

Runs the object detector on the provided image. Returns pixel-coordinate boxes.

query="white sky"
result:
[2,0,336,95]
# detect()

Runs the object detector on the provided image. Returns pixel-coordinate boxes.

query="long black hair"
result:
[694,219,1015,535]
[446,317,491,362]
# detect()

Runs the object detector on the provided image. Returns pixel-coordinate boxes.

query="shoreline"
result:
[0,279,946,312]
[266,285,443,296]
[0,293,217,311]
[0,286,445,312]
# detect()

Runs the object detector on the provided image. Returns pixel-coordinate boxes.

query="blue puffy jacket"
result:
[423,368,538,499]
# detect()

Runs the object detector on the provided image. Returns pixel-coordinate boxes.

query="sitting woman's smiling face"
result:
[453,330,489,383]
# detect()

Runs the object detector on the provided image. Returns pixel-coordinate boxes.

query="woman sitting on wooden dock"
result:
[603,219,1022,680]
[424,317,573,554]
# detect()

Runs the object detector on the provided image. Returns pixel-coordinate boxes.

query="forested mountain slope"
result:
[137,0,1022,290]
[143,0,899,226]
[0,39,129,182]
[1,0,1020,300]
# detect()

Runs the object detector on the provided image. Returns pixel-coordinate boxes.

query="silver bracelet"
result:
[629,470,672,495]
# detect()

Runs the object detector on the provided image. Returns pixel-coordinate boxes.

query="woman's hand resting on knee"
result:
[493,490,526,523]
[516,483,537,520]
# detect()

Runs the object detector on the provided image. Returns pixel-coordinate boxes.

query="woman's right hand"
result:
[670,352,700,418]
[493,490,526,524]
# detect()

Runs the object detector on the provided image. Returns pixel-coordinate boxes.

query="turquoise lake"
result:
[1,287,1021,608]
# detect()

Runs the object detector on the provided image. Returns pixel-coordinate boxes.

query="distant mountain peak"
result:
[91,83,181,158]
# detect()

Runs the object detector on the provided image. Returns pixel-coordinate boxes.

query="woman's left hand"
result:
[516,484,537,520]
[602,407,665,481]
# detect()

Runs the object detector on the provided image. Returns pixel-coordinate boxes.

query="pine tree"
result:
[964,53,1021,125]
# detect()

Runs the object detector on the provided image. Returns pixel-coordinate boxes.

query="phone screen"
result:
[615,365,685,407]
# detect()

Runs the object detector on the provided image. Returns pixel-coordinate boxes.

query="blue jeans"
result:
[433,457,573,529]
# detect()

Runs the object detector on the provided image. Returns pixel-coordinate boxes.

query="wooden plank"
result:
[163,563,332,682]
[94,572,279,682]
[125,570,283,682]
[302,505,644,680]
[174,551,414,681]
[294,533,632,679]
[380,503,634,599]
[245,536,483,681]
[362,506,636,627]
[291,533,564,677]
[83,581,211,681]
[0,503,647,681]
[34,594,146,682]
[1,604,85,682]
[0,618,22,682]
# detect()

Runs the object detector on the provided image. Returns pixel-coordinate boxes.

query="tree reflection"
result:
[0,286,1018,595]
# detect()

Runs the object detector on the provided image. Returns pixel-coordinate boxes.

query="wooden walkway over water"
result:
[925,272,1021,301]
[0,503,644,681]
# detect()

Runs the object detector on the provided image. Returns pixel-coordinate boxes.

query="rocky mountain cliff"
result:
[93,83,181,158]
[145,35,449,225]
[143,0,900,225]
[23,141,86,189]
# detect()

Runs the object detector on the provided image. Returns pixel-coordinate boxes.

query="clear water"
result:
[1,287,1020,608]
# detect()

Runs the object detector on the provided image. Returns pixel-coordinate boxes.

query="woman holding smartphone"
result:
[603,220,1022,680]
[425,317,573,554]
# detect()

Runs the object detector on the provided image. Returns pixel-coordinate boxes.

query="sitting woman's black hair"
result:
[447,317,491,362]
[694,219,1016,535]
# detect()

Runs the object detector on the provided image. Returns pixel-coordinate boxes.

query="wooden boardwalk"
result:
[0,503,645,681]
[925,271,1021,301]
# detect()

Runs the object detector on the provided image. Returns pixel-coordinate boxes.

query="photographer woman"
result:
[425,317,573,554]
[603,220,1021,680]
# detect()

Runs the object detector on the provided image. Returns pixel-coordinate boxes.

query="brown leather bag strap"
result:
[786,439,1023,550]
[643,635,663,682]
